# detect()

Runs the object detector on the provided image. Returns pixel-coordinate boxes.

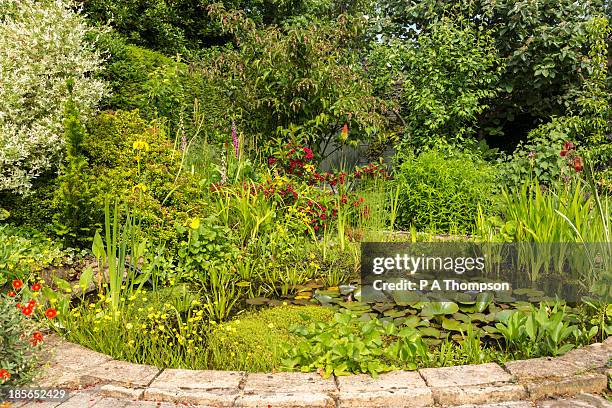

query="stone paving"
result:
[3,336,610,408]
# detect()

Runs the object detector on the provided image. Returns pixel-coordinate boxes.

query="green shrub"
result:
[0,225,65,287]
[498,120,570,187]
[207,305,335,372]
[394,149,499,232]
[3,110,211,247]
[78,110,210,246]
[0,293,43,385]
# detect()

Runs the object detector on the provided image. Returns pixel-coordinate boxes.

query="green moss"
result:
[207,305,334,372]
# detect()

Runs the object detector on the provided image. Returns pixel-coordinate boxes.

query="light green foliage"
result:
[0,225,65,286]
[208,305,335,372]
[0,0,107,193]
[394,149,499,232]
[496,302,591,358]
[0,294,41,385]
[479,179,603,243]
[284,309,429,377]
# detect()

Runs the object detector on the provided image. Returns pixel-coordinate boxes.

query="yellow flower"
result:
[132,183,148,194]
[132,140,150,151]
[189,218,201,230]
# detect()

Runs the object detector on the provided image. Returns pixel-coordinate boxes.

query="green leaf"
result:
[79,266,94,292]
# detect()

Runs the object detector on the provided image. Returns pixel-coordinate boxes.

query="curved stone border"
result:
[32,336,612,407]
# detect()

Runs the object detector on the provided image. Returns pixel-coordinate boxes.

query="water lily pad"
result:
[482,325,499,334]
[339,284,357,295]
[441,318,471,332]
[383,309,407,318]
[403,315,425,328]
[424,338,442,346]
[419,327,442,338]
[421,302,459,316]
[494,309,515,323]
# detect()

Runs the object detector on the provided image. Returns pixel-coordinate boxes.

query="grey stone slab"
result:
[98,385,144,400]
[83,360,160,388]
[419,363,512,388]
[234,392,335,408]
[504,357,581,382]
[242,372,336,394]
[432,383,527,406]
[526,373,608,400]
[148,369,243,391]
[143,387,237,407]
[559,343,612,371]
[336,371,433,408]
[450,402,534,408]
[55,393,104,408]
[143,369,243,407]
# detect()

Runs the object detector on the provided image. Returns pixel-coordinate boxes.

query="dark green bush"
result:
[94,31,228,137]
[394,149,499,232]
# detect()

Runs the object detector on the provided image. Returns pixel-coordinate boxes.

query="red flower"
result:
[27,299,36,308]
[0,369,10,381]
[268,157,277,166]
[45,308,58,319]
[573,156,583,172]
[7,291,16,297]
[16,303,23,309]
[303,147,314,160]
[31,283,42,292]
[561,141,575,157]
[22,306,33,317]
[12,279,23,290]
[31,331,44,346]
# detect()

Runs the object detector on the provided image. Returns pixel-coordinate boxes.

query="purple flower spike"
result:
[231,121,239,157]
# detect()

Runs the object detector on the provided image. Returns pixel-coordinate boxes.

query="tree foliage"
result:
[374,0,607,145]
[201,5,388,158]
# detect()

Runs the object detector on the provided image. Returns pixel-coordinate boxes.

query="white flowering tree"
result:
[0,0,107,194]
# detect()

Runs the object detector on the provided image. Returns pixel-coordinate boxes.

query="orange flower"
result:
[0,369,10,382]
[27,299,36,308]
[31,283,42,292]
[12,279,23,290]
[341,123,349,141]
[31,331,44,346]
[22,306,33,317]
[45,308,57,319]
[7,291,16,297]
